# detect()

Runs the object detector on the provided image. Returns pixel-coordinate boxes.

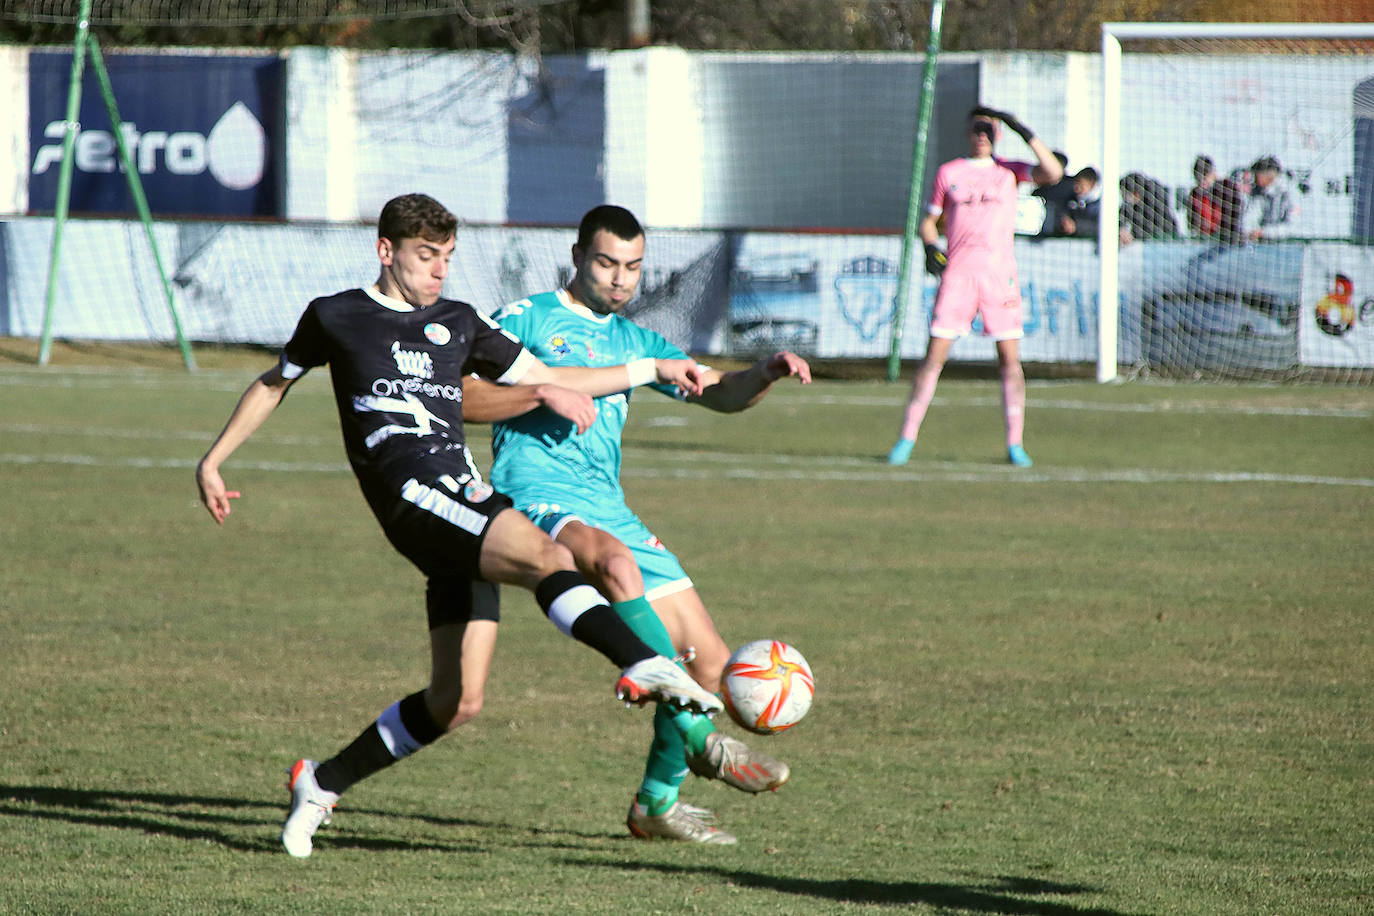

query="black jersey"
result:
[280,287,532,497]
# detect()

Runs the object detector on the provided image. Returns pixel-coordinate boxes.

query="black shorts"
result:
[426,575,500,629]
[372,473,513,626]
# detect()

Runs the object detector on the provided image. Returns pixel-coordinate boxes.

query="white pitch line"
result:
[0,371,257,393]
[763,394,1373,419]
[0,421,332,446]
[0,453,348,473]
[3,450,1370,487]
[624,465,1374,487]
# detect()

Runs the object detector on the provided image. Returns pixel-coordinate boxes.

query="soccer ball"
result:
[721,639,815,735]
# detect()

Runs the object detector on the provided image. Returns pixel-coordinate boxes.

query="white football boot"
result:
[280,759,339,858]
[616,656,723,716]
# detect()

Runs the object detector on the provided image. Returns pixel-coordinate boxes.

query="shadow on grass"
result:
[0,783,614,856]
[0,785,524,856]
[569,859,1154,916]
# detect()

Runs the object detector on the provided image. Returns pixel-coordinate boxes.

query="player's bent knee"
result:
[689,644,731,692]
[427,690,483,731]
[594,547,644,596]
[450,695,484,728]
[541,539,578,577]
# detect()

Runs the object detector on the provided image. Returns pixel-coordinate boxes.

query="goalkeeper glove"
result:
[972,106,1034,143]
[924,242,947,277]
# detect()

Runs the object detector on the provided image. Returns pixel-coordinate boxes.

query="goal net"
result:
[1101,22,1374,384]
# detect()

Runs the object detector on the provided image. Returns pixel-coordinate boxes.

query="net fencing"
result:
[1102,23,1374,384]
[8,39,935,360]
[8,5,1374,382]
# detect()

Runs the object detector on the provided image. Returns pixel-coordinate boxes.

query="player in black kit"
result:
[196,193,721,858]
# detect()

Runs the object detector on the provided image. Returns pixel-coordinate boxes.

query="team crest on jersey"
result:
[463,480,494,503]
[548,335,574,358]
[423,322,451,346]
[644,535,665,551]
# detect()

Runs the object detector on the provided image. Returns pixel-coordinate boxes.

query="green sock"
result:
[612,597,677,658]
[613,598,713,803]
[636,704,687,814]
[636,786,678,816]
[674,707,716,758]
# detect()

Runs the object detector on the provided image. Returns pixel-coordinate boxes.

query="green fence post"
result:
[886,0,945,382]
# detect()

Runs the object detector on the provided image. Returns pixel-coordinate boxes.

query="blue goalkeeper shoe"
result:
[886,439,915,466]
[1007,444,1033,468]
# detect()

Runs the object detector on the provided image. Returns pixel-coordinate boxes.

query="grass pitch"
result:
[1,345,1371,915]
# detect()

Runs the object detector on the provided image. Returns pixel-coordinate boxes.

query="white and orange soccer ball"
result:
[721,639,815,735]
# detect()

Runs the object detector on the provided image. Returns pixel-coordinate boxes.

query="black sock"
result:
[571,604,657,668]
[535,571,655,668]
[314,690,441,795]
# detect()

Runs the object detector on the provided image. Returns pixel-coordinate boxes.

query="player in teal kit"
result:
[463,205,811,843]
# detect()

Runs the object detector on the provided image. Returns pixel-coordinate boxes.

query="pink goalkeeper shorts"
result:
[931,268,1024,340]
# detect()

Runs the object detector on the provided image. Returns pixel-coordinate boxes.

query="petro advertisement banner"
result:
[29,51,283,217]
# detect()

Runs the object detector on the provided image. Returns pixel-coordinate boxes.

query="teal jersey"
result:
[489,289,689,510]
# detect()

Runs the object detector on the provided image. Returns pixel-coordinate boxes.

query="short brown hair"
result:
[377,193,457,245]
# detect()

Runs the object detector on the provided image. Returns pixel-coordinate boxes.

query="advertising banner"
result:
[727,234,1101,363]
[1301,244,1374,368]
[29,51,283,217]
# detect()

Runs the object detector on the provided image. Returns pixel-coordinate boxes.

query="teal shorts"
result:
[521,499,693,600]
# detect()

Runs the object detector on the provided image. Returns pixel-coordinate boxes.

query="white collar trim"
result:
[555,287,613,324]
[366,285,417,313]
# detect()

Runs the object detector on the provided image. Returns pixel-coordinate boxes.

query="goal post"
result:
[1099,21,1374,384]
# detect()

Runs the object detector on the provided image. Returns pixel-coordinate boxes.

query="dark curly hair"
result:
[377,193,457,245]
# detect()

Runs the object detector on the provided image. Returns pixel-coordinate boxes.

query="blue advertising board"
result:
[29,51,283,217]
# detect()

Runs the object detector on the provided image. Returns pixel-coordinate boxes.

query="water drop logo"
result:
[206,101,266,190]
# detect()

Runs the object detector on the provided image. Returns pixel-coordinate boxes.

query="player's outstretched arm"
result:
[517,357,706,398]
[196,366,293,525]
[689,351,811,413]
[462,376,597,433]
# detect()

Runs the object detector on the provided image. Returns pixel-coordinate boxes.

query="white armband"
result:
[626,357,657,387]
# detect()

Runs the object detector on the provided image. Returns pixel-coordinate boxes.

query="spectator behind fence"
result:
[1243,155,1299,240]
[1119,171,1179,245]
[1187,155,1221,237]
[1054,167,1100,238]
[1032,150,1074,237]
[1212,167,1251,245]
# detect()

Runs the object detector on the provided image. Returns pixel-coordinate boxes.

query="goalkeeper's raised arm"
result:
[971,105,1063,186]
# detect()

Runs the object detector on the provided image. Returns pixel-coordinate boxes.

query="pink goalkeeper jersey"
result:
[928,156,1033,272]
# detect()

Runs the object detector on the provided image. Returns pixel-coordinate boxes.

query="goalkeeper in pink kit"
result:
[887,106,1062,468]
